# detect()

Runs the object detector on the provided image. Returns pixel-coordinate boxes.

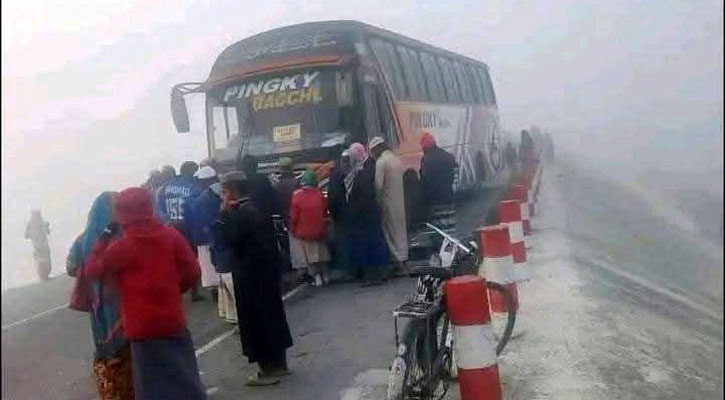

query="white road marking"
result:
[194,283,309,357]
[2,302,69,331]
[195,327,238,357]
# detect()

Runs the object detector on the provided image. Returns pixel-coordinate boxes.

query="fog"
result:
[2,0,722,290]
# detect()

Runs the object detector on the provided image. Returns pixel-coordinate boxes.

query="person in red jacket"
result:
[289,170,330,286]
[85,187,206,400]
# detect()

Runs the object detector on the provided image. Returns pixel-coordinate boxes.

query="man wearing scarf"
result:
[344,143,389,284]
[368,136,408,274]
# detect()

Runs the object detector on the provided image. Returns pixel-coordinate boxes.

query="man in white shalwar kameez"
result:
[369,136,408,270]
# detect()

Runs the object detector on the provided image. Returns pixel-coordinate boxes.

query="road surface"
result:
[2,158,722,399]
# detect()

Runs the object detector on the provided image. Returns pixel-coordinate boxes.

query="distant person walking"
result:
[25,209,51,281]
[85,187,206,400]
[519,130,535,169]
[505,141,519,179]
[369,136,408,273]
[67,192,134,400]
[157,161,205,302]
[419,132,457,236]
[217,171,293,386]
[345,143,389,285]
[289,170,331,286]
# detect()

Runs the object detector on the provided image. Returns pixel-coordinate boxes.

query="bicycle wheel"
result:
[388,310,450,400]
[485,281,517,355]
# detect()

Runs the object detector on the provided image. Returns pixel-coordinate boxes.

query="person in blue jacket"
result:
[185,166,223,301]
[158,161,205,301]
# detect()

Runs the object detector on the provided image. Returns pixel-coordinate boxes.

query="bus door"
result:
[358,68,398,147]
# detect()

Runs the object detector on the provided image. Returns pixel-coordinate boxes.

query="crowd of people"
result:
[60,129,546,398]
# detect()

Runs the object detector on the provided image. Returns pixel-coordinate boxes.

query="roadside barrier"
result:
[499,200,530,282]
[445,275,502,400]
[508,184,531,241]
[477,225,519,313]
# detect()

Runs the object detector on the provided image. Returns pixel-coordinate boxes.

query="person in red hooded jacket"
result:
[85,187,206,400]
[419,132,458,237]
[289,170,331,286]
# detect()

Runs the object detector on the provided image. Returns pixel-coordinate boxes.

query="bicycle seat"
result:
[408,266,453,280]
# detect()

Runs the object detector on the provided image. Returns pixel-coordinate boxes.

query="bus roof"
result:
[207,20,490,88]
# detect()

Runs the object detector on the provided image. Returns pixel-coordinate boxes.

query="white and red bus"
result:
[171,20,509,202]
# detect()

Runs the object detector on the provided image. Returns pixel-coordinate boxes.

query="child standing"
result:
[289,170,330,286]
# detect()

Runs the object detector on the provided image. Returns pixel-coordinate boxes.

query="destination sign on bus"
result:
[223,71,323,111]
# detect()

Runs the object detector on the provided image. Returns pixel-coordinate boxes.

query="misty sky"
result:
[2,0,723,288]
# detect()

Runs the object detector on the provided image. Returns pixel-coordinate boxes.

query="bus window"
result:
[362,84,382,139]
[361,79,397,147]
[452,61,474,102]
[420,51,446,103]
[466,64,485,104]
[211,106,231,150]
[476,67,497,106]
[396,45,428,102]
[437,57,461,103]
[375,84,397,146]
[336,70,354,107]
[369,38,408,100]
[464,64,483,103]
[482,68,497,105]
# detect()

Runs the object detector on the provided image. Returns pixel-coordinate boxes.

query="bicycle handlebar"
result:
[423,223,473,254]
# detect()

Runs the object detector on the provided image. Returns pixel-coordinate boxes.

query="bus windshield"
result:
[207,67,355,159]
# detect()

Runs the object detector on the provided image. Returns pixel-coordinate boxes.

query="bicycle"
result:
[386,223,517,400]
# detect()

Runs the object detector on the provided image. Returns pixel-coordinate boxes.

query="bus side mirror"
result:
[171,91,190,133]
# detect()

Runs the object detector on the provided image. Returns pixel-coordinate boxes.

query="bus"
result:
[170,20,509,210]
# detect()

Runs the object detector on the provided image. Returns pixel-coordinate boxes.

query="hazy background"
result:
[2,0,723,290]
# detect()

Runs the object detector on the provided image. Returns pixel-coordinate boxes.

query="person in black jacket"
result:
[218,171,293,386]
[240,155,276,221]
[344,143,389,285]
[328,146,351,275]
[419,132,457,236]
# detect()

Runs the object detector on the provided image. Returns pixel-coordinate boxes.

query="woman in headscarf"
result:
[85,188,205,400]
[344,143,389,285]
[67,192,134,400]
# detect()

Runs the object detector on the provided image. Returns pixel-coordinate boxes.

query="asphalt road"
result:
[3,159,722,400]
[0,182,502,400]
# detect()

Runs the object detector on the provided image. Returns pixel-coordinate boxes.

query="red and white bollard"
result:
[477,225,519,313]
[509,184,532,245]
[499,200,530,282]
[445,275,502,400]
